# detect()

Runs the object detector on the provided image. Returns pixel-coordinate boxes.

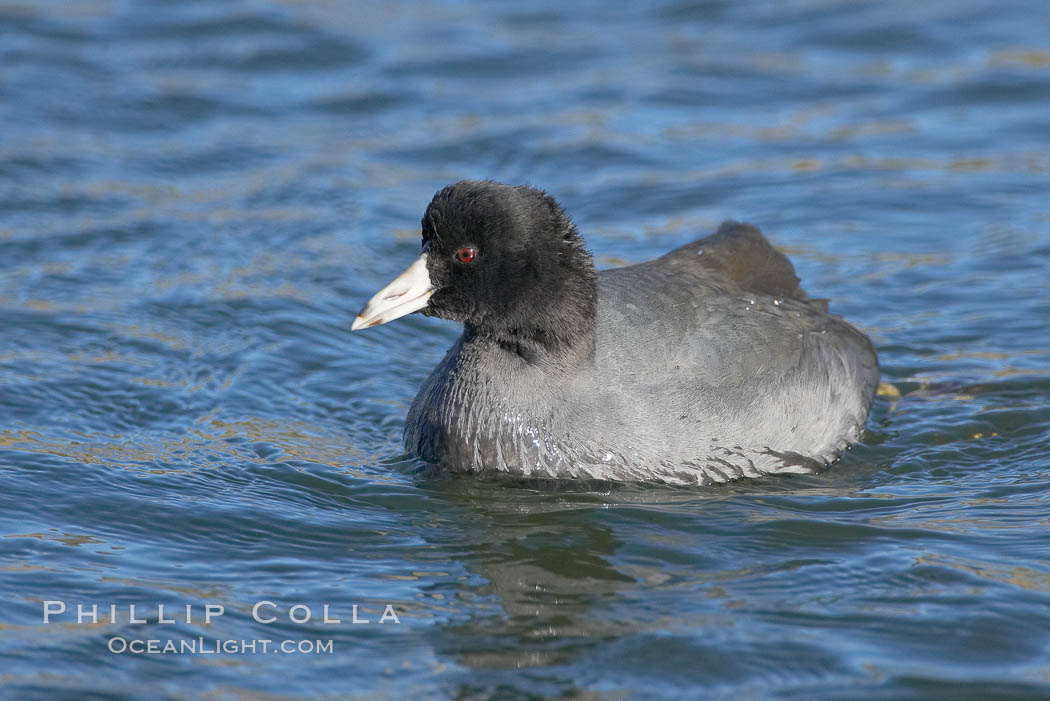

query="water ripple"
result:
[1,0,1049,698]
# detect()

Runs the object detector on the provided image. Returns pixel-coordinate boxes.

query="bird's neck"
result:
[465,285,597,368]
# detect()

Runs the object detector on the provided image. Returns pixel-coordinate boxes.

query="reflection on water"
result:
[2,0,1050,697]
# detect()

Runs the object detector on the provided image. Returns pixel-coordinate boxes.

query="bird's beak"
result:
[352,253,435,330]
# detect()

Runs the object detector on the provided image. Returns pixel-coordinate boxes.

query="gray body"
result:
[406,222,879,485]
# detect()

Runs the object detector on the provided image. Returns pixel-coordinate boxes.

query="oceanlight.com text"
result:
[107,637,334,655]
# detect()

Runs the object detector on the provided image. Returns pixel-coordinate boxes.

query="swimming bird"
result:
[353,180,879,485]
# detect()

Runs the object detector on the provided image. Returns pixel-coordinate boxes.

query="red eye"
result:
[455,247,476,263]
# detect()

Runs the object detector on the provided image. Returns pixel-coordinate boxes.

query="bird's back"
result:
[583,222,879,482]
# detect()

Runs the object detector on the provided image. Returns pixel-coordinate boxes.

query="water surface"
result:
[2,0,1049,698]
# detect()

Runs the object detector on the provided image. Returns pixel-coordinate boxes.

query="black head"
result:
[352,180,597,361]
[419,181,597,358]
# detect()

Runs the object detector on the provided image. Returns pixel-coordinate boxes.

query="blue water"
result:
[2,0,1050,698]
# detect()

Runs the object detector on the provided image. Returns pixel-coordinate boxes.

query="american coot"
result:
[353,180,879,485]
